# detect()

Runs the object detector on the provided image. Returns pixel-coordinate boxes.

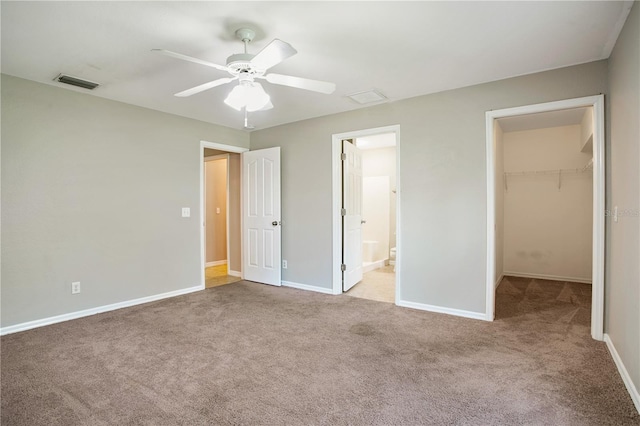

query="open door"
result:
[342,140,363,291]
[242,147,281,286]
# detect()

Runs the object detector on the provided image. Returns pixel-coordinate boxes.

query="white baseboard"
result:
[503,271,592,284]
[495,273,504,289]
[604,334,640,414]
[0,285,204,336]
[363,259,387,273]
[205,260,227,267]
[281,281,335,295]
[228,270,242,278]
[397,299,487,321]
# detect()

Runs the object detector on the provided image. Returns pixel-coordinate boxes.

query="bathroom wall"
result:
[361,146,397,256]
[362,176,390,263]
[503,124,593,282]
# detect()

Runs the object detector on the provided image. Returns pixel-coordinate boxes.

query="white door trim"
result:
[200,141,249,289]
[485,95,605,341]
[331,125,401,302]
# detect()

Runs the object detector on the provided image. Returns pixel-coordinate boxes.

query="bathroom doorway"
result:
[332,128,399,304]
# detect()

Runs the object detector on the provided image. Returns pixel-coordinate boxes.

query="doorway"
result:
[485,95,605,340]
[331,125,401,303]
[345,134,397,303]
[203,152,242,288]
[200,141,248,289]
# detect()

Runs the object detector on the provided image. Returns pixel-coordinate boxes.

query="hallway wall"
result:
[205,158,228,264]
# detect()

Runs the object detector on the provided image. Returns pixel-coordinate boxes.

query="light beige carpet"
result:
[2,279,638,425]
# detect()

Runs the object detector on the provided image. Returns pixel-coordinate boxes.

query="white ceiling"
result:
[1,1,633,131]
[498,107,590,133]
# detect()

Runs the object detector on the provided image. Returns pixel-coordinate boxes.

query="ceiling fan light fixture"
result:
[224,81,271,112]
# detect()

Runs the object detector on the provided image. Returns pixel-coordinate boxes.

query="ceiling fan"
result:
[153,28,336,115]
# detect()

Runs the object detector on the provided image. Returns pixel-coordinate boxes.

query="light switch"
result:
[216,207,221,214]
[182,207,190,218]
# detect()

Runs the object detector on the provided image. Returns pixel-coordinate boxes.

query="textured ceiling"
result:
[1,1,633,131]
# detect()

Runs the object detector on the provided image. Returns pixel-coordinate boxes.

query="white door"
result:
[242,147,281,286]
[342,140,363,291]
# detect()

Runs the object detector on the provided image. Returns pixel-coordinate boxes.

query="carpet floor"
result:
[2,279,638,425]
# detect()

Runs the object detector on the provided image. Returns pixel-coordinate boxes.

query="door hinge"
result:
[341,208,346,216]
[341,152,346,161]
[341,264,346,272]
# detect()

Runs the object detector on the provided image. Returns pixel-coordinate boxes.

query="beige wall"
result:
[503,125,593,281]
[228,153,242,273]
[205,158,228,263]
[361,146,397,253]
[1,74,249,327]
[494,122,504,285]
[607,1,639,398]
[580,107,594,152]
[251,60,608,313]
[362,176,390,263]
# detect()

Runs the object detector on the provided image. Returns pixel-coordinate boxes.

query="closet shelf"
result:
[503,161,593,191]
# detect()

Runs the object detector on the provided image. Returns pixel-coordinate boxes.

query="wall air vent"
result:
[54,74,100,90]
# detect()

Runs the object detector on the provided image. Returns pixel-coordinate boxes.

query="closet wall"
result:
[494,122,505,286]
[503,124,593,282]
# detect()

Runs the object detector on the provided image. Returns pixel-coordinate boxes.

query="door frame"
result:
[331,125,401,301]
[203,154,230,268]
[485,95,605,340]
[200,141,249,289]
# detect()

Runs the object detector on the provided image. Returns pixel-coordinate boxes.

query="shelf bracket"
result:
[558,169,562,190]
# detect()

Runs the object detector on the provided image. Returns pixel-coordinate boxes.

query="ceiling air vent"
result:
[54,74,100,90]
[346,89,387,105]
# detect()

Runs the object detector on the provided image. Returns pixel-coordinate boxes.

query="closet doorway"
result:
[486,95,605,340]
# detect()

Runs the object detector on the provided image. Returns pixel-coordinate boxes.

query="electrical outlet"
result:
[182,207,190,217]
[282,260,288,269]
[71,281,81,294]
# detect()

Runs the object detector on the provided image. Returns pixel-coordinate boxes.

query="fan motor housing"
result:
[226,53,264,76]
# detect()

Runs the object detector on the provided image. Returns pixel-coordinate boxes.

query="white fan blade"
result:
[175,77,236,97]
[152,49,228,72]
[264,73,336,94]
[250,39,297,70]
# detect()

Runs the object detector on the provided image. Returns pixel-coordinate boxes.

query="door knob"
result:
[361,220,367,224]
[272,221,281,226]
